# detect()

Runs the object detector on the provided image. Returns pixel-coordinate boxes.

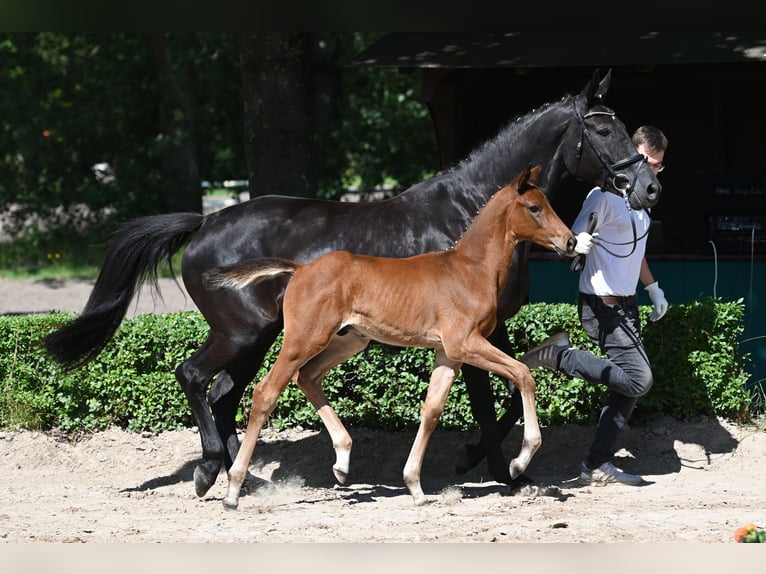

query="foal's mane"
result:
[445,173,544,252]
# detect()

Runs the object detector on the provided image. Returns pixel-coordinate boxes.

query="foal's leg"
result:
[402,351,461,506]
[295,334,370,484]
[186,273,289,495]
[223,355,301,510]
[446,333,542,479]
[458,248,529,480]
[457,323,524,481]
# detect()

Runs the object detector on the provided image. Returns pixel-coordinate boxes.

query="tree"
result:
[236,32,436,200]
[0,33,436,270]
[147,33,202,213]
[313,33,437,199]
[0,33,245,269]
[239,33,314,198]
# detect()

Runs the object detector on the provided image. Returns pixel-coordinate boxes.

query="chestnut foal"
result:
[205,165,575,508]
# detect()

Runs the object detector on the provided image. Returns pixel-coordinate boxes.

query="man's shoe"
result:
[520,331,571,370]
[579,461,645,486]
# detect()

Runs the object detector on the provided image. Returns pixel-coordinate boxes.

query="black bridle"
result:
[571,98,653,261]
[572,97,647,199]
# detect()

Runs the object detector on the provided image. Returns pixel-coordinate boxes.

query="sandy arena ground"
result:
[0,277,764,546]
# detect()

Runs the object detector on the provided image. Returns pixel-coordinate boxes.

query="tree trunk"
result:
[148,33,202,213]
[239,33,314,198]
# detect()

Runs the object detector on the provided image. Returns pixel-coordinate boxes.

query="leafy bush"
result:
[0,299,755,433]
[641,298,752,421]
[0,312,206,432]
[507,299,753,425]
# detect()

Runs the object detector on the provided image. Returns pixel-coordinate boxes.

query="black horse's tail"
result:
[44,212,205,369]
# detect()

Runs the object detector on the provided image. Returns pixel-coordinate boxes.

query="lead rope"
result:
[590,190,652,259]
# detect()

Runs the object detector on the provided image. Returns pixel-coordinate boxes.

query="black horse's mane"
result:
[422,95,572,239]
[447,97,567,179]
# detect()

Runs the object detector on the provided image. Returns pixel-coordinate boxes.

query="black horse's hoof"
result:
[455,443,483,475]
[456,443,522,486]
[490,467,514,485]
[506,473,535,493]
[194,459,222,497]
[486,452,514,484]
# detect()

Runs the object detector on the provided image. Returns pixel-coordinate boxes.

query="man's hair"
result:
[632,125,668,153]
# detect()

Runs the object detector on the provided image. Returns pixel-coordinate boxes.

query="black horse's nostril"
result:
[567,236,576,253]
[645,182,662,206]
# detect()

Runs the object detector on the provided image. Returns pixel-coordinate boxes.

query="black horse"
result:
[45,69,661,497]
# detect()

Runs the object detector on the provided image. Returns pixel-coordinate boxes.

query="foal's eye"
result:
[529,205,542,214]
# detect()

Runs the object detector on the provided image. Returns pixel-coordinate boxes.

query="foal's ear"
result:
[516,164,542,193]
[527,164,542,183]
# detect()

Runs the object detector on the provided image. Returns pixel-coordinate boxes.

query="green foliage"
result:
[508,299,753,424]
[0,300,755,433]
[735,524,766,543]
[0,33,162,222]
[0,218,111,275]
[0,33,245,272]
[640,298,751,421]
[314,33,437,198]
[0,33,436,273]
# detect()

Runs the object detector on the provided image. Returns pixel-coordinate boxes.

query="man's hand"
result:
[645,281,668,321]
[574,232,599,255]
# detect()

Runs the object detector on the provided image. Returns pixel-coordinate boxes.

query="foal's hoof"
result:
[455,443,483,475]
[333,466,349,485]
[222,497,239,511]
[194,459,222,497]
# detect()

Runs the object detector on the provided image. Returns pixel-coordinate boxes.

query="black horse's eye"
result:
[596,127,611,137]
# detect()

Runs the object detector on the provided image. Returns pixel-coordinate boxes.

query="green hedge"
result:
[0,299,756,433]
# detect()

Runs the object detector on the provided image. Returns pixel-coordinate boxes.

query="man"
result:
[522,125,669,486]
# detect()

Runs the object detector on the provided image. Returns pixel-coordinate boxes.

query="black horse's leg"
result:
[208,370,247,469]
[175,332,242,497]
[208,335,277,470]
[457,384,524,474]
[460,364,511,483]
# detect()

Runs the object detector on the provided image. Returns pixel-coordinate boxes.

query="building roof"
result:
[351,32,766,69]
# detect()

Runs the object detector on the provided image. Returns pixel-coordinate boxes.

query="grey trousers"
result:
[558,293,654,469]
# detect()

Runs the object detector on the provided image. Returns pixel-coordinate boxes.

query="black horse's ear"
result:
[583,68,610,104]
[594,68,611,101]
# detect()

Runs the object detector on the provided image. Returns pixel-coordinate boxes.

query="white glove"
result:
[645,281,668,321]
[574,231,599,255]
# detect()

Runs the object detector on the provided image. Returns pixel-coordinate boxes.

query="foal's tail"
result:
[202,257,298,290]
[45,213,205,369]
